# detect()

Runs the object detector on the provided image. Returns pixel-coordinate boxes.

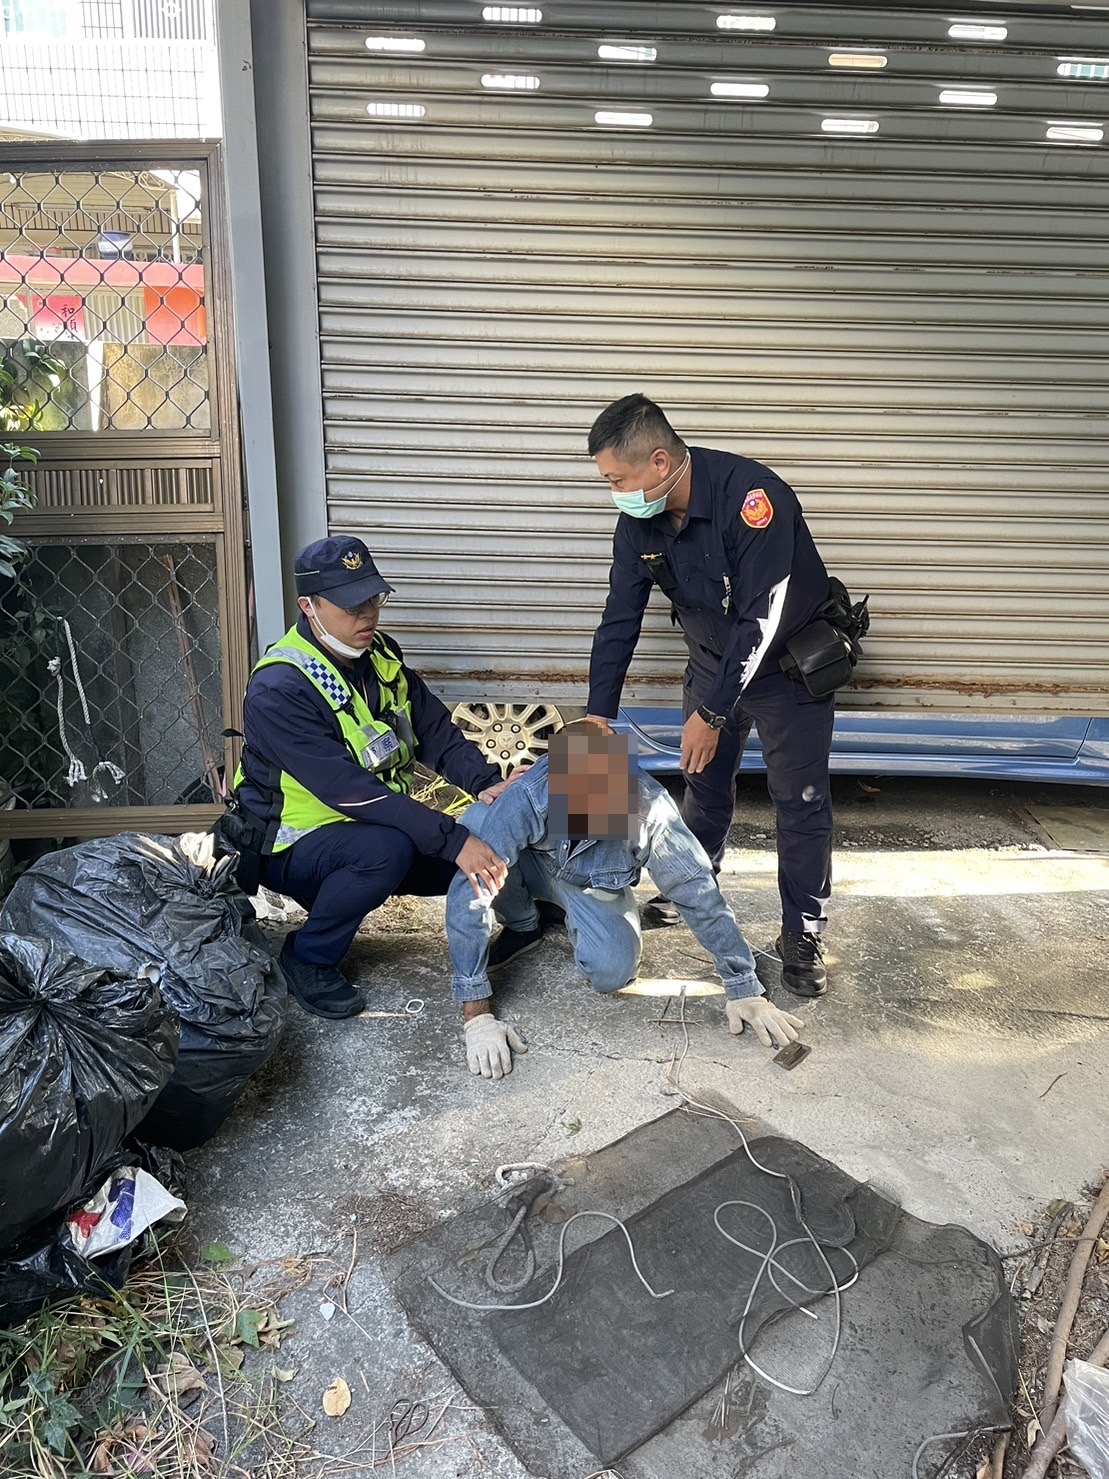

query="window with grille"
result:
[126,0,209,41]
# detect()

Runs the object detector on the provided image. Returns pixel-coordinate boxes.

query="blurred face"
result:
[298,592,385,649]
[548,727,638,841]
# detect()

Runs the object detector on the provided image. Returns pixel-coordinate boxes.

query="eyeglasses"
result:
[338,592,390,616]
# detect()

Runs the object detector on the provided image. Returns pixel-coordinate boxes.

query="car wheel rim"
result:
[451,701,565,776]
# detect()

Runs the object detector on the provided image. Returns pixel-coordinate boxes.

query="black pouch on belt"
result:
[780,620,856,698]
[212,801,270,897]
[781,577,870,698]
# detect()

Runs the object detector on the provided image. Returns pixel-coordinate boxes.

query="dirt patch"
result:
[334,1191,438,1255]
[355,895,442,936]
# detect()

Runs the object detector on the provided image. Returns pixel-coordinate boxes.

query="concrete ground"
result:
[186,775,1109,1478]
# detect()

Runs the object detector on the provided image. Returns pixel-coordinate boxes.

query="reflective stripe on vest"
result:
[250,626,416,852]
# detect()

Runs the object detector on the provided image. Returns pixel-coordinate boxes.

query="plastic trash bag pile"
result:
[0,833,288,1324]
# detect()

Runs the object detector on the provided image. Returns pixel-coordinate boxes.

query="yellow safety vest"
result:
[239,625,417,852]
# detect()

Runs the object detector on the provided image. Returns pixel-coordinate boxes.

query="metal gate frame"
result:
[0,140,248,840]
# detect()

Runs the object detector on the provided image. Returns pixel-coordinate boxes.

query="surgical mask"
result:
[307,598,370,660]
[610,454,690,519]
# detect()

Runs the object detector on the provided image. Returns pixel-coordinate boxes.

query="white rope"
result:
[47,655,86,787]
[428,1209,674,1313]
[666,991,851,1396]
[62,619,93,730]
[59,618,125,800]
[427,992,854,1401]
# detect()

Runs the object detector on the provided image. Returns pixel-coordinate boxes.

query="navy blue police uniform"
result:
[588,446,835,938]
[236,542,501,983]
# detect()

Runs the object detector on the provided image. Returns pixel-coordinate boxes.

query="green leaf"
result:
[26,1370,55,1400]
[200,1241,233,1265]
[234,1309,266,1349]
[41,1394,82,1454]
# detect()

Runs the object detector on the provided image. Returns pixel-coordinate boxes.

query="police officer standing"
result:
[228,537,509,1019]
[586,394,835,998]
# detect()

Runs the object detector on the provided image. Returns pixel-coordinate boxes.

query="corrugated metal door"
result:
[305,0,1109,713]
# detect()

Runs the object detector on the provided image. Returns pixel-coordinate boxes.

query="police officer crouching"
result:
[219,538,508,1019]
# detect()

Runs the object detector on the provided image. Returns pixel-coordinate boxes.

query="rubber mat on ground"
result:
[387,1111,1017,1477]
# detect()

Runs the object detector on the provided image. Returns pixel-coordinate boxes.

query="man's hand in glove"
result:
[464,1011,528,1080]
[725,996,805,1050]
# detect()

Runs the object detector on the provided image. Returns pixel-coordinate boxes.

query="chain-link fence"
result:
[0,538,225,815]
[0,167,210,431]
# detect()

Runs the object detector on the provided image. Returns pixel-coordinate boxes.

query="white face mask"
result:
[307,598,370,659]
[610,453,690,519]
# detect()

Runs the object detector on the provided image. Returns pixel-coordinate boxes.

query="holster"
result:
[780,578,871,699]
[211,799,271,897]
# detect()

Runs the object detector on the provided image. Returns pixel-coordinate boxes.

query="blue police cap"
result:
[294,537,393,608]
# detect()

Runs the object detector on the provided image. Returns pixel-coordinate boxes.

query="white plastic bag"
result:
[62,1167,186,1260]
[1063,1358,1109,1479]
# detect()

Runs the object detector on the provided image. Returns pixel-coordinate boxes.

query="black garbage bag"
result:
[0,933,178,1253]
[0,1144,187,1328]
[0,833,288,1151]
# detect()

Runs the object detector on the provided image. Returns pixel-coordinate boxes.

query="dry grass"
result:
[0,1235,498,1478]
[0,1237,324,1478]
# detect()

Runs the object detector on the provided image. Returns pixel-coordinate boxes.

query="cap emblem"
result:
[341,549,364,570]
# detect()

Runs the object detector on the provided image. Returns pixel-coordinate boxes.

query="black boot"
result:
[278,935,365,1019]
[642,894,681,927]
[487,923,545,972]
[536,899,567,930]
[774,931,828,998]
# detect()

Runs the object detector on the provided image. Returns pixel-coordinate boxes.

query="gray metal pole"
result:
[247,0,328,575]
[214,0,288,652]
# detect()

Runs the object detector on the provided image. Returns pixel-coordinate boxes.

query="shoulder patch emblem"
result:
[741,488,774,529]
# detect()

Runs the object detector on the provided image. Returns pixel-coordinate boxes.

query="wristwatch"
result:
[696,705,728,730]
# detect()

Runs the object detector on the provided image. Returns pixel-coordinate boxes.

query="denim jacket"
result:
[446,757,761,1002]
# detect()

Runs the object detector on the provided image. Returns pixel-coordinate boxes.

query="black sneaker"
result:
[487,924,544,972]
[536,899,567,930]
[774,931,828,998]
[642,894,681,927]
[278,936,366,1019]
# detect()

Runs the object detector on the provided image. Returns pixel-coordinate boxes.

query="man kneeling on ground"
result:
[445,719,804,1078]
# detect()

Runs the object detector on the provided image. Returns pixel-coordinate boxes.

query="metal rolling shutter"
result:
[305,0,1109,712]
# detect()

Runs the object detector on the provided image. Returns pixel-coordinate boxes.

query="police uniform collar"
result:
[684,447,714,521]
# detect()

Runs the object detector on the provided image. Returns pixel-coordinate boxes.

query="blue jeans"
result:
[445,765,761,1004]
[487,847,643,994]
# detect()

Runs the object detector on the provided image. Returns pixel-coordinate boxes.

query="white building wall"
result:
[0,0,219,139]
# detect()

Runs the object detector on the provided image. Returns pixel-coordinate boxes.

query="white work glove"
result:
[725,996,805,1050]
[464,1013,528,1080]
